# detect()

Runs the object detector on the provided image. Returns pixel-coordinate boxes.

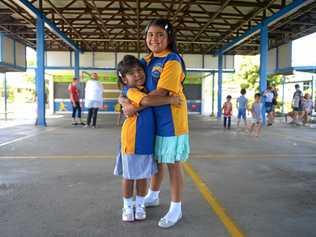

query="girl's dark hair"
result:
[116,55,144,88]
[240,88,246,95]
[227,95,232,99]
[255,93,261,98]
[145,18,186,81]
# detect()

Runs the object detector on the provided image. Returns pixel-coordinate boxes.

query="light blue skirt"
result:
[155,134,190,164]
[114,153,158,180]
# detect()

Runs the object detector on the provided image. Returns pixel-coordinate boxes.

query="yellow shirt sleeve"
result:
[157,60,184,94]
[127,88,147,106]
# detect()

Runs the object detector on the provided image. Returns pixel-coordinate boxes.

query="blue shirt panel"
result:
[238,96,248,109]
[143,53,182,136]
[122,86,155,154]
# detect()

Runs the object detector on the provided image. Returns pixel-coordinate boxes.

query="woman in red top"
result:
[68,78,85,126]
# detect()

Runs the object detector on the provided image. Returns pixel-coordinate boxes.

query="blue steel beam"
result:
[217,53,223,118]
[218,0,312,55]
[259,24,268,126]
[36,15,46,127]
[18,0,81,52]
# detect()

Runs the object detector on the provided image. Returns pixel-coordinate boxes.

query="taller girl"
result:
[142,19,190,228]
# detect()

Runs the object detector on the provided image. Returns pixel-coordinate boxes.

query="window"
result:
[303,81,310,91]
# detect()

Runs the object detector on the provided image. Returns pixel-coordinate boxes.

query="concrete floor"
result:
[0,114,316,237]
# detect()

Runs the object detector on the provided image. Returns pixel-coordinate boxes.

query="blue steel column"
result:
[36,15,46,126]
[282,76,285,114]
[217,53,223,118]
[74,50,80,79]
[211,72,215,117]
[4,73,7,120]
[259,24,268,125]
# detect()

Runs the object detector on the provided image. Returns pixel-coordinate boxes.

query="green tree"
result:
[235,57,281,91]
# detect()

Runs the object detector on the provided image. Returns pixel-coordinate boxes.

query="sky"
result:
[292,32,316,67]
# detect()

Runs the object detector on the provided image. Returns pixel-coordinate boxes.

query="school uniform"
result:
[142,50,190,164]
[114,86,157,179]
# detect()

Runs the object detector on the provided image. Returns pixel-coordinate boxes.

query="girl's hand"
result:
[118,96,129,105]
[169,96,182,107]
[123,103,138,117]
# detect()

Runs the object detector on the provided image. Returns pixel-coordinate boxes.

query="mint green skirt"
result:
[154,134,190,164]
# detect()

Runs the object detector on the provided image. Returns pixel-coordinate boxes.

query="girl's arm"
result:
[140,95,181,107]
[119,88,180,116]
[148,88,169,96]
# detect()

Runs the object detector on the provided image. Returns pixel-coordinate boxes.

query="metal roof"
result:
[0,0,316,55]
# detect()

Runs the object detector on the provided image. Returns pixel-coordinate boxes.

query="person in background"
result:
[84,73,103,128]
[287,84,304,125]
[249,93,262,137]
[263,86,274,126]
[222,95,232,129]
[68,77,85,126]
[271,85,278,123]
[302,93,313,124]
[114,103,123,126]
[236,88,248,129]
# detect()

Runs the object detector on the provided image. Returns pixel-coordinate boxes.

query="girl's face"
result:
[122,66,145,87]
[146,25,169,54]
[91,73,98,80]
[255,96,260,102]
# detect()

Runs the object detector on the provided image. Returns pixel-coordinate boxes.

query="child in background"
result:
[222,95,232,129]
[236,88,248,128]
[302,93,313,124]
[249,93,262,137]
[114,103,123,126]
[113,55,181,222]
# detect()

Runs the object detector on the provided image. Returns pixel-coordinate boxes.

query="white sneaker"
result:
[135,205,146,220]
[144,198,160,207]
[122,207,134,222]
[158,212,182,228]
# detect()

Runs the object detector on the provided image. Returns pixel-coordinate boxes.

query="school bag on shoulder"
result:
[292,92,301,108]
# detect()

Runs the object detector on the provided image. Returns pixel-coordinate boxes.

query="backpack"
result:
[292,91,301,108]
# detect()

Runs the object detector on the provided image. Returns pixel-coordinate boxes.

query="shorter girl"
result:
[114,55,181,222]
[222,95,232,129]
[249,93,262,137]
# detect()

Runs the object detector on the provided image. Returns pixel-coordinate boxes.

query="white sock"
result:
[145,189,160,201]
[164,201,182,222]
[123,197,133,210]
[136,195,145,207]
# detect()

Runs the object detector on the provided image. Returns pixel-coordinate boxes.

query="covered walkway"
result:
[1,115,316,237]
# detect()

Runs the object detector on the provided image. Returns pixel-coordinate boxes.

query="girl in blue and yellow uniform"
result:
[114,55,181,222]
[123,19,190,228]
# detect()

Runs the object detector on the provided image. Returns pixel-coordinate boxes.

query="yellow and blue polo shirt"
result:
[142,50,189,137]
[121,86,155,155]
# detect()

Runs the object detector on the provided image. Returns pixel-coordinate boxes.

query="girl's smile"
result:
[146,25,169,55]
[123,66,145,87]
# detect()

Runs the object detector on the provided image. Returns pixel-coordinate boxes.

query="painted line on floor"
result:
[191,154,316,159]
[0,155,114,159]
[268,131,316,146]
[1,153,316,160]
[0,128,56,148]
[183,162,245,237]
